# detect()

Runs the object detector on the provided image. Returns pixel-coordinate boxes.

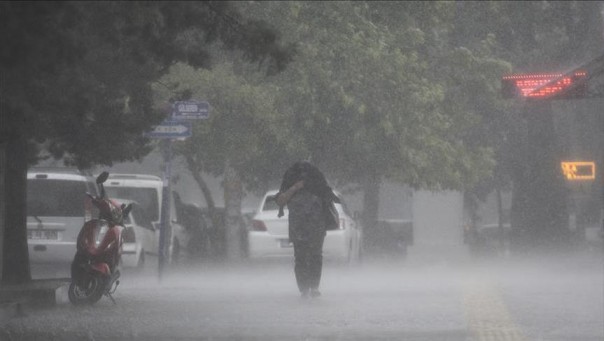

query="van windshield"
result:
[105,187,159,222]
[27,179,87,217]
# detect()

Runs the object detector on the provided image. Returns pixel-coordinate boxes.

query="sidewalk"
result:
[0,278,69,321]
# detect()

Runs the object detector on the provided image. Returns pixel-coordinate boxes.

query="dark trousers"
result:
[292,233,325,293]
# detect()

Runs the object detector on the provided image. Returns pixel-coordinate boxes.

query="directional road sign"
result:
[172,100,210,120]
[145,119,192,139]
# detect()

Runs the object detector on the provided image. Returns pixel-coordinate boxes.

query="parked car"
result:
[248,190,363,263]
[103,173,188,264]
[112,199,155,269]
[26,168,99,267]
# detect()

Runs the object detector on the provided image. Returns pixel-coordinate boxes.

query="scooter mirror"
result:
[122,203,133,218]
[96,171,109,185]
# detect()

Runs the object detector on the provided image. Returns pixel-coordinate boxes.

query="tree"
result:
[0,1,294,284]
[241,1,497,229]
[154,62,292,261]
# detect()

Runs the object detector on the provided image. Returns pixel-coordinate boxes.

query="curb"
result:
[0,278,69,320]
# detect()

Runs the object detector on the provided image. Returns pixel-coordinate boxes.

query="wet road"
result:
[2,251,603,341]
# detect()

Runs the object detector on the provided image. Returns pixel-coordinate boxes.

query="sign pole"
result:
[146,100,210,282]
[158,138,173,282]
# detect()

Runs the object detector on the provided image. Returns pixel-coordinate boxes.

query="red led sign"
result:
[502,71,587,99]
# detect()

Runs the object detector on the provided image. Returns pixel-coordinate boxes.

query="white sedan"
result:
[248,190,363,263]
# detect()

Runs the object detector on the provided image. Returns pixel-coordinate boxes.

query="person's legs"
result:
[293,240,311,296]
[308,233,326,296]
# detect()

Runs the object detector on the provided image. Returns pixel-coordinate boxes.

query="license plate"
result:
[279,239,293,248]
[28,230,59,240]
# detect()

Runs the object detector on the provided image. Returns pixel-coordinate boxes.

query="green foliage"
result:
[0,1,294,169]
[155,63,291,193]
[157,1,601,209]
[452,1,604,70]
[449,1,603,209]
[239,1,497,192]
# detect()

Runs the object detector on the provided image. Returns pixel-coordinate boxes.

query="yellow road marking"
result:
[463,277,526,341]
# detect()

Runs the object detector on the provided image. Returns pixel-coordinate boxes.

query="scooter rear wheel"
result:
[68,276,104,305]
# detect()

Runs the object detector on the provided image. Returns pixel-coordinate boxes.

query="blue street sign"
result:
[145,119,192,139]
[172,100,210,120]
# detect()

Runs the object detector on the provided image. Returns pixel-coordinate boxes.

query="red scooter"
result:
[68,171,132,305]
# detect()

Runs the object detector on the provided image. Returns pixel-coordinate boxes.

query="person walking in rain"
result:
[275,161,340,299]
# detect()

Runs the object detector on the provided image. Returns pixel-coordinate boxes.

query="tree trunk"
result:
[362,166,380,235]
[0,142,5,281]
[361,168,381,254]
[2,126,31,284]
[223,160,244,262]
[496,186,505,255]
[185,155,222,260]
[362,168,381,228]
[185,155,216,212]
[185,154,221,233]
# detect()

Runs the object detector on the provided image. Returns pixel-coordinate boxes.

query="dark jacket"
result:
[276,161,340,218]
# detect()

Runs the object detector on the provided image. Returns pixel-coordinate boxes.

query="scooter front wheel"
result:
[68,276,105,305]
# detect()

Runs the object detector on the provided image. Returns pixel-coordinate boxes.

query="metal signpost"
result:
[145,100,210,281]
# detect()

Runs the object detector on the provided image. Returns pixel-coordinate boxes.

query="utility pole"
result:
[158,138,173,281]
[145,100,208,280]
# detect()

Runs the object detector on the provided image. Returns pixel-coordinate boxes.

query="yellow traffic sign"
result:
[561,161,596,180]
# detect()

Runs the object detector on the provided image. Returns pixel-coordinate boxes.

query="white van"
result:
[103,174,187,264]
[114,198,153,269]
[26,168,98,265]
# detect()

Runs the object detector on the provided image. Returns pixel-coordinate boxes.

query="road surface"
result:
[2,251,603,341]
